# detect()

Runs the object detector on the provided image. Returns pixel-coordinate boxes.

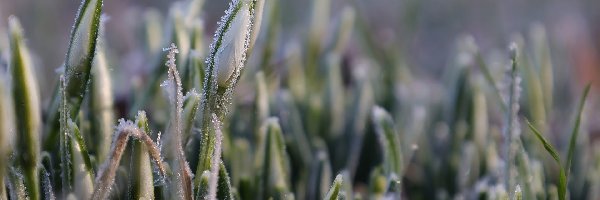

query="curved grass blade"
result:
[8,16,41,200]
[371,106,403,179]
[565,84,591,178]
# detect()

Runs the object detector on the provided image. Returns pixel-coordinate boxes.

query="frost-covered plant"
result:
[1,0,600,199]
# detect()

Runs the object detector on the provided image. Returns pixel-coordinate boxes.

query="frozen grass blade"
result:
[7,167,28,200]
[182,90,201,143]
[59,75,73,196]
[162,43,193,200]
[131,111,155,199]
[502,43,521,193]
[8,16,41,200]
[196,170,211,199]
[216,161,233,200]
[92,119,166,200]
[196,0,264,186]
[208,113,224,200]
[324,174,343,200]
[45,0,103,150]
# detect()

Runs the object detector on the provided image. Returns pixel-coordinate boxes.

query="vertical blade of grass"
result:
[255,71,270,128]
[307,151,332,200]
[162,43,193,200]
[255,118,291,199]
[530,24,553,112]
[196,0,264,187]
[8,16,41,200]
[182,90,201,143]
[44,0,103,152]
[39,164,56,200]
[59,75,74,197]
[195,170,211,199]
[67,120,93,199]
[565,84,591,181]
[131,111,155,199]
[372,106,403,180]
[7,167,28,200]
[324,174,343,200]
[327,6,355,55]
[142,9,164,55]
[89,42,115,164]
[502,43,521,193]
[216,161,234,200]
[0,64,15,200]
[322,54,345,138]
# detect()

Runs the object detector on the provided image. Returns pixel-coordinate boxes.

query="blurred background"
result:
[0,0,600,97]
[2,0,600,100]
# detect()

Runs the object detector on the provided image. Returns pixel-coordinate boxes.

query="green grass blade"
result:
[196,0,264,188]
[526,120,561,164]
[256,118,291,199]
[372,106,403,179]
[195,170,211,200]
[67,120,94,198]
[216,161,234,200]
[44,0,103,153]
[89,44,114,164]
[8,16,41,200]
[565,84,591,177]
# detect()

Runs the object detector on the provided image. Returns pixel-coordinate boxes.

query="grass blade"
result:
[196,0,265,187]
[324,174,343,200]
[372,106,403,179]
[9,16,41,200]
[565,84,591,177]
[216,161,234,200]
[256,118,291,199]
[526,120,560,164]
[89,43,114,164]
[0,62,15,200]
[131,111,155,199]
[67,120,94,199]
[44,0,103,153]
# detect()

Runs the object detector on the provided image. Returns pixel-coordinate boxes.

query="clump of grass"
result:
[0,0,600,199]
